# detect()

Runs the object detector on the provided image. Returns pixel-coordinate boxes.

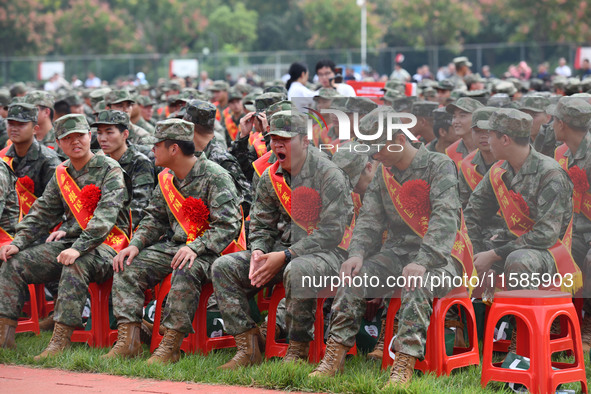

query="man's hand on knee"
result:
[113,245,140,272]
[171,246,197,270]
[250,251,284,288]
[46,230,66,243]
[56,248,81,266]
[402,263,426,291]
[340,256,363,281]
[0,245,19,262]
[474,250,501,276]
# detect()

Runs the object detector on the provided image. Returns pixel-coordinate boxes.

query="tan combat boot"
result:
[218,327,264,370]
[0,317,18,349]
[140,320,155,345]
[146,329,185,365]
[308,337,350,378]
[282,340,310,364]
[34,322,75,361]
[385,352,416,387]
[259,320,285,343]
[102,323,142,359]
[368,319,397,360]
[38,313,55,332]
[581,315,591,353]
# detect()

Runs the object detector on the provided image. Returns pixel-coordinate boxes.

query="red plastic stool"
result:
[16,284,40,335]
[382,287,480,375]
[265,284,356,362]
[481,290,587,393]
[71,279,113,347]
[35,284,54,318]
[256,285,274,312]
[193,282,236,354]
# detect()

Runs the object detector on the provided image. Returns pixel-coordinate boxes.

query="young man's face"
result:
[152,141,174,167]
[96,124,128,156]
[440,124,459,144]
[110,101,133,116]
[270,134,308,173]
[228,99,243,115]
[7,120,35,144]
[58,132,91,160]
[37,106,51,124]
[316,66,335,89]
[452,109,472,137]
[371,139,405,167]
[140,105,154,121]
[471,127,490,152]
[487,131,507,160]
[0,106,8,119]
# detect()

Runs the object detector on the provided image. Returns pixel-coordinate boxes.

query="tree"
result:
[0,0,55,56]
[299,0,383,50]
[208,2,258,52]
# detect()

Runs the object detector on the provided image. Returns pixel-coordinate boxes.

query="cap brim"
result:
[267,130,298,138]
[57,129,90,140]
[244,104,255,112]
[476,120,494,130]
[6,117,31,122]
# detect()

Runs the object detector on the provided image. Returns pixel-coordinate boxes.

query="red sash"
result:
[489,161,582,294]
[0,227,13,246]
[554,143,591,218]
[312,123,333,147]
[249,132,268,157]
[0,152,37,220]
[222,107,239,141]
[459,150,484,191]
[158,170,246,254]
[382,166,477,294]
[252,151,273,177]
[56,164,130,253]
[213,102,222,122]
[445,140,464,170]
[338,192,362,251]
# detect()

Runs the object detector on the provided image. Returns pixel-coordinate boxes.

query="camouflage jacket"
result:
[229,133,259,182]
[533,121,559,157]
[128,123,153,146]
[348,145,460,269]
[202,136,252,211]
[0,118,7,149]
[11,154,131,254]
[116,144,155,229]
[0,161,20,236]
[250,146,352,257]
[129,153,241,256]
[3,139,62,197]
[465,147,573,257]
[134,117,155,135]
[560,131,591,243]
[38,127,66,159]
[425,138,438,153]
[448,139,470,160]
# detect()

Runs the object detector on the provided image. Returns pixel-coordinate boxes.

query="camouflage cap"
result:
[152,118,194,143]
[243,91,259,112]
[357,106,403,155]
[518,95,550,113]
[580,77,591,92]
[553,76,568,89]
[136,95,156,106]
[54,114,90,139]
[183,99,216,129]
[268,110,306,138]
[168,81,182,92]
[266,100,292,118]
[105,89,136,105]
[333,97,378,114]
[10,82,27,97]
[91,110,130,128]
[89,88,112,106]
[234,83,252,95]
[477,108,532,138]
[411,101,438,118]
[57,92,84,107]
[24,90,54,109]
[437,80,455,91]
[6,103,38,123]
[93,100,106,114]
[486,95,511,108]
[462,89,490,99]
[565,77,581,95]
[175,88,203,103]
[255,92,285,113]
[422,87,437,98]
[446,97,484,114]
[0,89,10,107]
[418,79,438,89]
[380,88,405,103]
[228,87,243,101]
[331,148,368,188]
[571,92,591,99]
[263,85,288,96]
[313,88,340,101]
[207,80,229,92]
[465,73,485,85]
[453,56,472,68]
[471,107,497,129]
[433,107,453,125]
[493,81,517,96]
[381,79,406,93]
[546,97,591,129]
[390,96,416,112]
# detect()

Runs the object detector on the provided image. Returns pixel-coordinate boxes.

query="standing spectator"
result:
[578,59,591,79]
[85,72,101,88]
[555,57,572,77]
[315,59,356,97]
[197,71,212,92]
[412,67,423,82]
[536,62,551,81]
[390,62,411,82]
[70,75,83,88]
[481,65,494,79]
[344,67,357,82]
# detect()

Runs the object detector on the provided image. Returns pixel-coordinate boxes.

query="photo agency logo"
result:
[305,107,418,154]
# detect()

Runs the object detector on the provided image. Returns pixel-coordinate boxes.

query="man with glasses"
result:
[315,59,356,97]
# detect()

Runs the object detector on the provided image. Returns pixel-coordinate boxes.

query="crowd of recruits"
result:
[0,70,590,389]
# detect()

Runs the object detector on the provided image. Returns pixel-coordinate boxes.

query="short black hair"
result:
[493,131,530,146]
[433,120,451,139]
[54,102,70,117]
[115,123,128,133]
[315,59,336,73]
[164,139,195,156]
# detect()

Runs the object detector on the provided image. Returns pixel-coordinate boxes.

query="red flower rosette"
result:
[181,196,210,237]
[292,186,322,234]
[80,184,101,214]
[18,176,34,194]
[509,190,530,216]
[399,179,431,217]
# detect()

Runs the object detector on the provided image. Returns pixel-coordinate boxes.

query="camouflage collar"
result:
[6,138,41,160]
[471,149,495,173]
[503,146,539,184]
[118,145,134,165]
[564,130,591,162]
[388,144,430,183]
[63,153,105,172]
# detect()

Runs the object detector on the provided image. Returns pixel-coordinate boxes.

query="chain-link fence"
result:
[1,42,580,86]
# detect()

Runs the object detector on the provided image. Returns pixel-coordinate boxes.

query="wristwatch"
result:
[283,249,292,264]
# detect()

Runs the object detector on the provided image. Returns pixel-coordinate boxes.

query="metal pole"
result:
[358,0,367,70]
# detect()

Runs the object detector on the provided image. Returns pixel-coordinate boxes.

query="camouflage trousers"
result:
[496,248,557,290]
[328,251,461,360]
[212,249,342,342]
[112,241,216,334]
[0,240,114,327]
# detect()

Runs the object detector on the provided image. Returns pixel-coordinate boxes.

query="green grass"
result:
[0,332,588,393]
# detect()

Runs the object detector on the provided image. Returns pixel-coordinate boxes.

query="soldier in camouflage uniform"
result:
[410,101,438,144]
[465,109,573,296]
[22,91,57,151]
[212,111,352,370]
[0,160,20,242]
[1,103,62,198]
[310,106,462,388]
[518,95,552,145]
[136,95,157,129]
[92,110,154,229]
[445,97,484,167]
[0,89,10,148]
[548,98,591,350]
[106,119,241,363]
[0,114,131,358]
[183,100,252,216]
[105,90,153,146]
[426,107,459,154]
[130,96,155,135]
